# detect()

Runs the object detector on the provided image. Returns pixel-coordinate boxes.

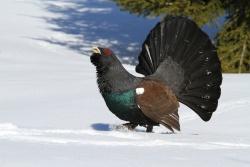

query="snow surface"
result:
[0,0,250,167]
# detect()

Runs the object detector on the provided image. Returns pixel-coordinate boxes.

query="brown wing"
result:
[135,80,180,132]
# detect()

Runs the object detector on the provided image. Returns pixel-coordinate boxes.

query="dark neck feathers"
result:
[96,62,141,94]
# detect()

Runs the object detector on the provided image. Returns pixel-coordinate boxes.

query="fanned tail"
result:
[136,16,222,121]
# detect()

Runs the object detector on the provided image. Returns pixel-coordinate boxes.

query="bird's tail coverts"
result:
[136,16,222,121]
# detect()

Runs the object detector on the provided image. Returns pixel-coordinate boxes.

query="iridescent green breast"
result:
[103,90,144,123]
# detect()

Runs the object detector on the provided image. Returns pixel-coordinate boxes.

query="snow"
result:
[0,0,250,166]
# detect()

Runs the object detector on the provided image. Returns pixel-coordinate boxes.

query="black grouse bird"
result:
[90,16,222,133]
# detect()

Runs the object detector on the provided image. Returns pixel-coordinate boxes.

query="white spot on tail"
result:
[136,88,144,95]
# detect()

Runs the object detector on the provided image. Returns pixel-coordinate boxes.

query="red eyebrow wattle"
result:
[103,48,112,56]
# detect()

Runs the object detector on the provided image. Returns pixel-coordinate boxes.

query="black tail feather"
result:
[136,16,222,121]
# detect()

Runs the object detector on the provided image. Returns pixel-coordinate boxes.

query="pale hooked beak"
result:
[91,47,101,54]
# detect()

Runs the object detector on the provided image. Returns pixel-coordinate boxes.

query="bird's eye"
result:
[103,48,112,56]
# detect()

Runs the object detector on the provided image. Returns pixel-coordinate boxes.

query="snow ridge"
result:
[0,123,250,149]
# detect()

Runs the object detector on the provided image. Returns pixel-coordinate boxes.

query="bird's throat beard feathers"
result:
[95,65,112,95]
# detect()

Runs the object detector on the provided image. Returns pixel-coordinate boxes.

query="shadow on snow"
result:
[36,0,159,64]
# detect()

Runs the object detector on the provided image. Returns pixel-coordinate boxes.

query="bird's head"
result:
[90,47,118,68]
